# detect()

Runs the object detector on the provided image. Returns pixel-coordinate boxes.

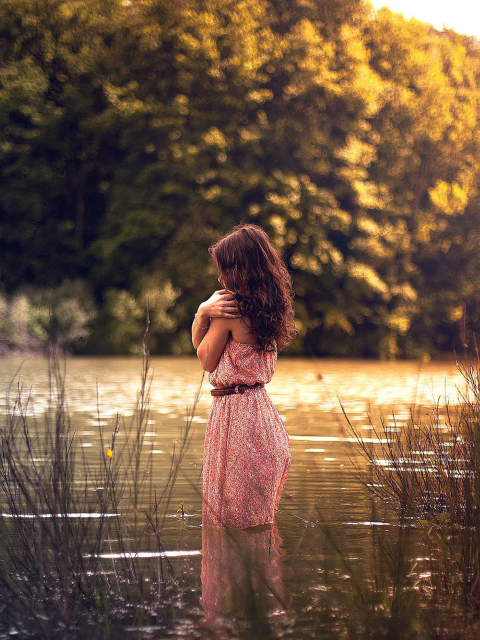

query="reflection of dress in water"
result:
[203,335,291,528]
[200,523,291,629]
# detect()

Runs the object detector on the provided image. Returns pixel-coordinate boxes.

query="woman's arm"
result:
[192,305,211,351]
[197,317,232,372]
[191,289,239,350]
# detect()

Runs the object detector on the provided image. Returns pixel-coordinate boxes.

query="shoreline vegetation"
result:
[2,321,480,637]
[0,287,467,362]
[1,0,480,360]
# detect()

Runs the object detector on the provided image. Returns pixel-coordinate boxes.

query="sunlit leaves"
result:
[1,0,479,356]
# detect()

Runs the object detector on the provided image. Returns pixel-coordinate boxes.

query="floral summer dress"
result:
[202,335,291,528]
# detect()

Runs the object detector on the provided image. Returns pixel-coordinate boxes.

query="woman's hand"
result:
[197,289,240,324]
[193,290,240,351]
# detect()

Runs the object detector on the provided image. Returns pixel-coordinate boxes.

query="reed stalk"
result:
[0,311,196,638]
[344,352,480,613]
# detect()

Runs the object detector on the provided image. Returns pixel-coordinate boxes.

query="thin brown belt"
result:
[211,382,265,397]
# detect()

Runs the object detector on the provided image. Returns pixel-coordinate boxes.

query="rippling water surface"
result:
[0,356,467,637]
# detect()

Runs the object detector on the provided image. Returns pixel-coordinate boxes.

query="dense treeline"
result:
[1,0,479,358]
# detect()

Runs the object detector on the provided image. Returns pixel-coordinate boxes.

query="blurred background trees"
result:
[0,0,479,358]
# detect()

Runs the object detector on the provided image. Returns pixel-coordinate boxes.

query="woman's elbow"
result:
[199,358,216,373]
[197,347,217,372]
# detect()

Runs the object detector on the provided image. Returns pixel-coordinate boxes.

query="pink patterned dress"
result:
[202,335,291,528]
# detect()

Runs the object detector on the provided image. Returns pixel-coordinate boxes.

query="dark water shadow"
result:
[200,523,293,639]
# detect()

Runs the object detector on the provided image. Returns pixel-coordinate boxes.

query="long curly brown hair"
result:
[208,223,297,352]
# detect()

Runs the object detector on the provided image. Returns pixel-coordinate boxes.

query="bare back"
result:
[230,316,257,345]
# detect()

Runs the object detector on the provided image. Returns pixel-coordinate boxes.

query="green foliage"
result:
[89,277,179,355]
[0,279,96,354]
[1,0,479,356]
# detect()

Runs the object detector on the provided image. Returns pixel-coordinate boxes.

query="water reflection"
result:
[200,524,292,636]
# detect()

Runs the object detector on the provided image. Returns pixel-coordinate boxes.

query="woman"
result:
[192,223,296,529]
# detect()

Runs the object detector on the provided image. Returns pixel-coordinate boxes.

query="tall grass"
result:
[0,315,198,638]
[308,350,480,638]
[344,352,480,614]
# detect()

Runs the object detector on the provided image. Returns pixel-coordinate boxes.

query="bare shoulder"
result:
[209,316,232,328]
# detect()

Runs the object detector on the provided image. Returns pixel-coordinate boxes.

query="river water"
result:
[0,356,468,637]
